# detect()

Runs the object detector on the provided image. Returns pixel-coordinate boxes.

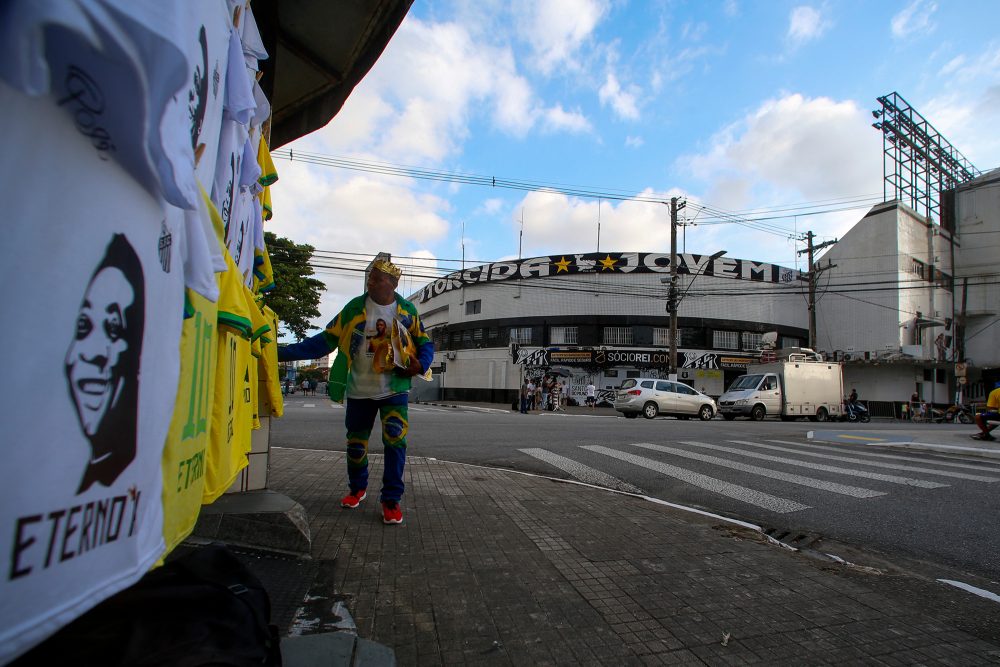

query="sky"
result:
[268,0,1000,336]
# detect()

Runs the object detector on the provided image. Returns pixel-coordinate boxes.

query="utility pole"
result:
[797,231,836,349]
[667,197,684,377]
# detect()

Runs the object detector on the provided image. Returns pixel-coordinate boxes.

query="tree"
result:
[262,232,325,340]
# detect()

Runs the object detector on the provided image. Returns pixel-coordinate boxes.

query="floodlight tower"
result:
[871,92,981,224]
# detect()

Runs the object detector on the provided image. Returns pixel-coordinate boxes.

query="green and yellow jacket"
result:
[277,292,434,402]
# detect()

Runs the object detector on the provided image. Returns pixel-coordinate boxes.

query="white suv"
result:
[614,378,717,420]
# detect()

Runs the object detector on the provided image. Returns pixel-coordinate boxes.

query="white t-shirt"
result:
[0,82,185,665]
[586,384,596,397]
[347,298,397,399]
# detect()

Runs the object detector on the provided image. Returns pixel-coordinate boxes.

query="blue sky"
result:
[269,0,1000,332]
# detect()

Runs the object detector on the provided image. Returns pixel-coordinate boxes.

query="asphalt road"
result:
[271,396,1000,586]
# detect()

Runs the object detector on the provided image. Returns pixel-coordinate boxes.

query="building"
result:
[412,168,1000,411]
[413,252,807,406]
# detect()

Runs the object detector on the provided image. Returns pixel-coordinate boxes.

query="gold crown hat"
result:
[372,258,402,279]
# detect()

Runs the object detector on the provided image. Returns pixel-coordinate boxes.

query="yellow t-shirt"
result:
[257,136,277,221]
[259,305,284,418]
[203,251,253,503]
[245,285,269,430]
[987,387,1000,411]
[161,289,218,553]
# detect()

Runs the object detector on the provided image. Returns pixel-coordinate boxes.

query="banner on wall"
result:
[420,252,799,302]
[511,345,758,370]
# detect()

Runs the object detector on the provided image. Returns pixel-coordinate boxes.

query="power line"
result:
[271,147,886,232]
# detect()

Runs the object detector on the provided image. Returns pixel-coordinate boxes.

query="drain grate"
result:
[761,526,822,550]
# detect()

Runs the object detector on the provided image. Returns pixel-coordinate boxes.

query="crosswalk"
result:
[519,438,1000,515]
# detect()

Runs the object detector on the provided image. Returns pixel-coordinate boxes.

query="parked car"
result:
[615,378,717,420]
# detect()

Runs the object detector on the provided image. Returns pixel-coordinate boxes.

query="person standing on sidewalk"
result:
[519,381,530,414]
[552,381,564,411]
[585,381,596,409]
[277,259,433,525]
[973,381,1000,441]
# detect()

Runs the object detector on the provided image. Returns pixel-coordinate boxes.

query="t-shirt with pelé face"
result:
[347,298,397,399]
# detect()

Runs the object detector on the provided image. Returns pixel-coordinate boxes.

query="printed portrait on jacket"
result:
[65,233,146,494]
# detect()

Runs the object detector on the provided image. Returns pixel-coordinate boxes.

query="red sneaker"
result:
[341,489,367,508]
[382,500,403,525]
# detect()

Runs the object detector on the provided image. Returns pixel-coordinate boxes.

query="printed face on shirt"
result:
[66,267,134,437]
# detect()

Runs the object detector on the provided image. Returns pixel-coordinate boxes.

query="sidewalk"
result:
[257,442,1000,665]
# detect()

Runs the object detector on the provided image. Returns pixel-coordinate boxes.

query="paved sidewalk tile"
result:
[268,447,1000,665]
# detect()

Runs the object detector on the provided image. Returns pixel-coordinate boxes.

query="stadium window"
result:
[713,330,738,350]
[465,299,482,315]
[510,327,532,345]
[551,326,578,344]
[653,327,678,347]
[742,332,763,351]
[603,326,633,345]
[473,328,483,341]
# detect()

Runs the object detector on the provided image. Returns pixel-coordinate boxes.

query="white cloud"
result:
[515,0,610,75]
[686,94,881,199]
[598,72,641,120]
[511,189,685,258]
[542,104,592,133]
[478,198,506,215]
[787,6,829,46]
[625,135,644,148]
[923,44,1000,169]
[678,93,883,255]
[891,0,937,39]
[267,160,451,322]
[939,54,966,76]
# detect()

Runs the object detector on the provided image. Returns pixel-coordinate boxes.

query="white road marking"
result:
[583,445,809,514]
[303,403,316,408]
[630,443,884,498]
[767,439,1000,472]
[937,580,1000,605]
[682,441,947,489]
[519,448,644,494]
[733,440,999,483]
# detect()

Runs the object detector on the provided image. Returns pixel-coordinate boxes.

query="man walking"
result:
[278,258,433,525]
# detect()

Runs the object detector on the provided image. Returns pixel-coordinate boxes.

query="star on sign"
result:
[598,255,618,271]
[553,257,572,273]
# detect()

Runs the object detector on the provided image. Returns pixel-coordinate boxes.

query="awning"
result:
[253,0,413,148]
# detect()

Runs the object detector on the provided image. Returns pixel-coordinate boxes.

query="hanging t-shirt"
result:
[221,27,255,126]
[348,298,398,399]
[259,305,283,418]
[163,0,233,193]
[203,250,253,504]
[0,82,185,665]
[0,0,195,208]
[160,288,218,555]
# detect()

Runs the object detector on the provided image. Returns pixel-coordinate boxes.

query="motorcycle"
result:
[942,403,975,424]
[843,399,871,423]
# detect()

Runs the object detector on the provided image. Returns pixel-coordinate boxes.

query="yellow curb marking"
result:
[838,435,887,442]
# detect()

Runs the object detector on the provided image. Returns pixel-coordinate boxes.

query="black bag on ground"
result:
[13,544,281,666]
